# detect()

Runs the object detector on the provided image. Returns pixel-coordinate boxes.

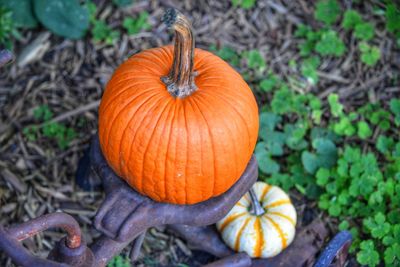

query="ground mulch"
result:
[0,0,399,266]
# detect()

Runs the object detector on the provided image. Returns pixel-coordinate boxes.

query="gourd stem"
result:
[161,8,197,98]
[249,188,265,216]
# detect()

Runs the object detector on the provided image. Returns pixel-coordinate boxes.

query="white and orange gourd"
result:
[216,181,297,258]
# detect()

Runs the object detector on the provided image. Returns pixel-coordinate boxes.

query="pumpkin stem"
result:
[249,188,265,216]
[161,8,197,98]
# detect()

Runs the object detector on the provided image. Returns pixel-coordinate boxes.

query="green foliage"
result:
[301,56,320,85]
[251,54,400,265]
[354,22,375,41]
[243,50,266,72]
[302,138,337,174]
[23,105,77,150]
[314,0,340,26]
[92,20,120,45]
[122,12,150,35]
[33,0,89,39]
[315,30,345,57]
[107,255,131,267]
[231,0,256,9]
[357,240,380,267]
[0,0,38,28]
[385,3,400,40]
[357,121,372,139]
[209,45,241,67]
[359,42,381,66]
[342,10,362,30]
[390,99,400,126]
[0,7,16,49]
[259,73,280,92]
[86,1,120,45]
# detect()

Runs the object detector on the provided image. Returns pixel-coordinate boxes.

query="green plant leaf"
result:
[314,0,340,25]
[342,10,362,30]
[92,20,120,44]
[232,0,256,9]
[0,0,38,28]
[359,42,381,66]
[386,3,400,34]
[302,138,337,174]
[376,135,395,156]
[390,98,400,125]
[302,151,319,174]
[0,7,15,49]
[316,168,330,186]
[259,112,281,134]
[354,22,375,41]
[34,0,89,39]
[123,12,150,35]
[357,121,372,139]
[259,74,279,92]
[328,94,343,117]
[301,56,320,85]
[244,50,266,72]
[364,212,391,239]
[357,240,380,267]
[255,143,280,174]
[315,30,346,57]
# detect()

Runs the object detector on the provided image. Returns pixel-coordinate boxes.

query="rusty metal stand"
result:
[0,134,258,267]
[88,135,258,266]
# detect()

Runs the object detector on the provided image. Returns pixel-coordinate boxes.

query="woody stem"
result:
[161,8,197,98]
[249,188,265,216]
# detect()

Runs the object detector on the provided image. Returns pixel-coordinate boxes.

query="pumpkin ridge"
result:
[263,199,291,209]
[103,79,155,99]
[118,93,170,179]
[193,51,219,70]
[145,100,175,201]
[114,94,166,178]
[185,98,206,202]
[134,49,172,73]
[171,102,182,202]
[254,217,263,257]
[123,51,172,74]
[188,98,216,196]
[163,101,179,203]
[99,85,159,147]
[263,215,287,249]
[182,101,190,203]
[187,97,214,201]
[218,212,247,232]
[158,46,174,67]
[200,89,252,161]
[193,59,227,75]
[260,185,272,203]
[102,89,161,170]
[234,217,252,251]
[267,211,296,226]
[173,102,187,203]
[139,97,173,199]
[198,83,257,114]
[122,95,168,186]
[194,93,239,178]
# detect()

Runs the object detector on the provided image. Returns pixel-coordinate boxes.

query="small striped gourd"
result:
[216,181,297,258]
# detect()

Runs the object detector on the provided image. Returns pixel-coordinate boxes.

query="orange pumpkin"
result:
[98,9,259,204]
